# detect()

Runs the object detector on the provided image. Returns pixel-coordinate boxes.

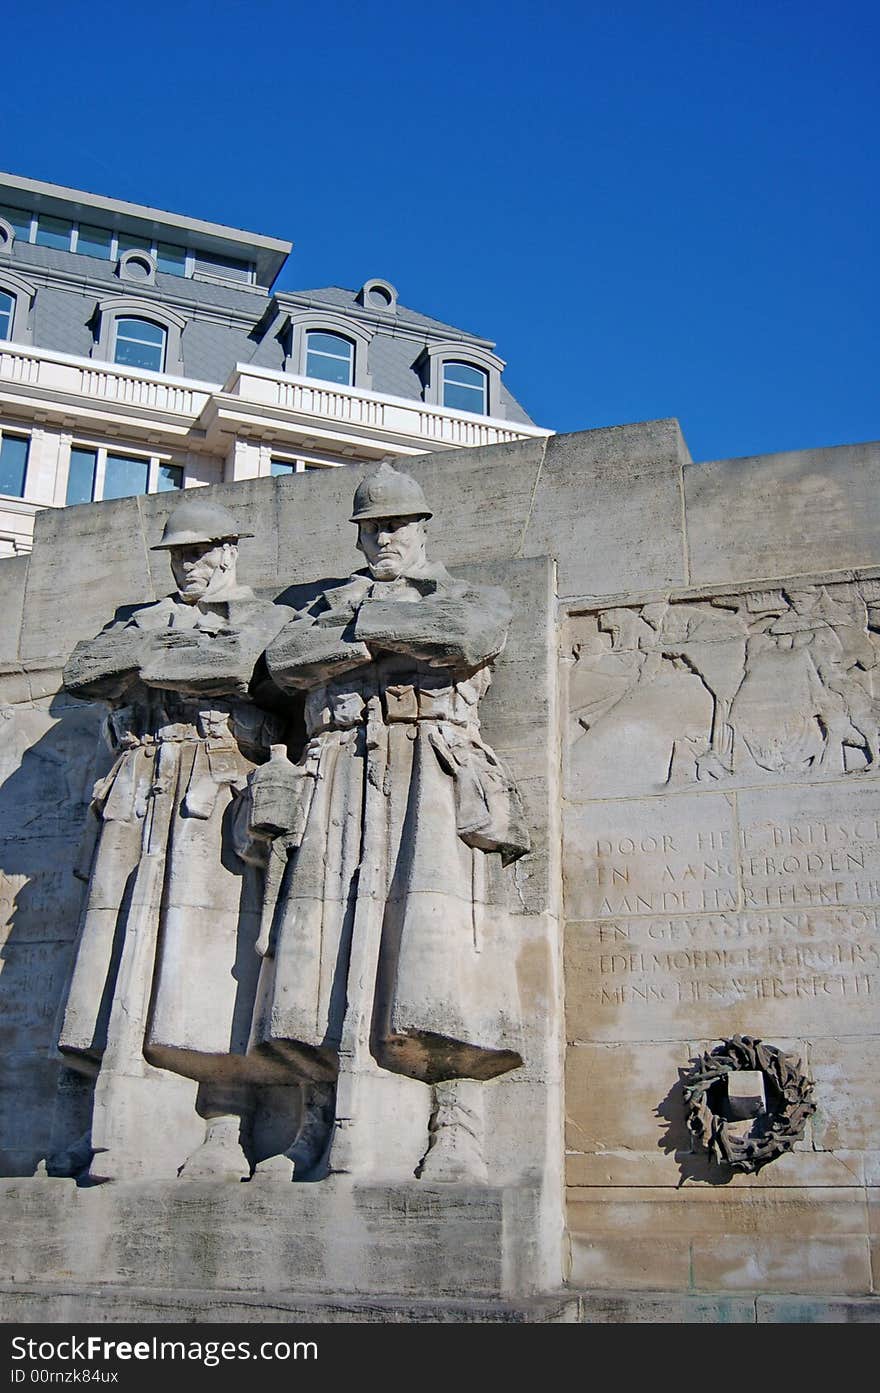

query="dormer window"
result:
[417,340,505,418]
[113,317,167,371]
[0,270,36,345]
[0,292,13,341]
[94,298,184,374]
[305,330,354,386]
[357,278,398,313]
[278,308,373,388]
[442,361,488,415]
[117,248,157,286]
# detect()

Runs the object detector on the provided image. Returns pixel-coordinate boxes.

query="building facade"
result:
[0,172,548,556]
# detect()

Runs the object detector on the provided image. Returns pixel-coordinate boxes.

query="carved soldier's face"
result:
[169,540,238,604]
[357,516,427,581]
[786,588,817,615]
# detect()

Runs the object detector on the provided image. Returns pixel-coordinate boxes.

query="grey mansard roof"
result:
[2,209,535,423]
[277,285,493,344]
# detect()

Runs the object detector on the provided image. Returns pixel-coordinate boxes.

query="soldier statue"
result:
[58,498,294,1181]
[247,462,530,1182]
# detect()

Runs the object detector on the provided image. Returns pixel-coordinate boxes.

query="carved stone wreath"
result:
[682,1035,816,1173]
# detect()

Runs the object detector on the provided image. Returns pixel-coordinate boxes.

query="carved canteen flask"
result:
[249,743,305,837]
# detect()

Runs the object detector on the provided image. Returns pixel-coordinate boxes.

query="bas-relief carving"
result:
[563,581,880,1047]
[568,580,880,798]
[48,468,532,1186]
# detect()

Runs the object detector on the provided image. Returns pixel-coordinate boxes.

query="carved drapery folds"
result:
[569,579,880,796]
[56,505,296,1183]
[245,467,531,1182]
[53,472,533,1186]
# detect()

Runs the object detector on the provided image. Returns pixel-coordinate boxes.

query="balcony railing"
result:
[78,367,204,415]
[0,342,212,417]
[225,365,546,449]
[0,347,40,386]
[0,342,549,451]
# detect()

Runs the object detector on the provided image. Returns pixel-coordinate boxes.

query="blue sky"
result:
[3,0,877,461]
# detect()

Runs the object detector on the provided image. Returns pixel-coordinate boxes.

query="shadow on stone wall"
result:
[656,1070,734,1186]
[0,691,107,1176]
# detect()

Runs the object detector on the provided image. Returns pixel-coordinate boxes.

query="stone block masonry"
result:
[1,420,879,1320]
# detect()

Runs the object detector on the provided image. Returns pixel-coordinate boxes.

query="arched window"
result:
[417,341,502,416]
[442,361,488,415]
[305,331,354,386]
[94,298,184,374]
[0,270,36,346]
[0,292,13,341]
[113,317,167,372]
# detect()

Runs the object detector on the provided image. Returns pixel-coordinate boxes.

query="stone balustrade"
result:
[0,342,212,418]
[0,343,546,452]
[223,365,546,450]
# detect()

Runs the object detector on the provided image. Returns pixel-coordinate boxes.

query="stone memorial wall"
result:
[0,419,878,1322]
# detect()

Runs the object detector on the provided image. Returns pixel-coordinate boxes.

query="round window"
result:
[367,284,392,309]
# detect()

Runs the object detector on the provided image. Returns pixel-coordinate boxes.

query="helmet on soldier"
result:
[151,498,252,550]
[349,460,433,523]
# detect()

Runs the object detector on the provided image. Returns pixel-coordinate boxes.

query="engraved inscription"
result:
[581,907,879,1007]
[566,904,880,1041]
[563,785,880,1039]
[564,793,739,921]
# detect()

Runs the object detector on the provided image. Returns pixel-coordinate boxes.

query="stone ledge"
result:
[2,1282,877,1323]
[0,1177,555,1302]
[576,1290,880,1322]
[0,1281,580,1324]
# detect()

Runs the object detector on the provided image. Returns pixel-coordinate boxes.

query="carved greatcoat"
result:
[248,561,530,1086]
[58,586,293,1086]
